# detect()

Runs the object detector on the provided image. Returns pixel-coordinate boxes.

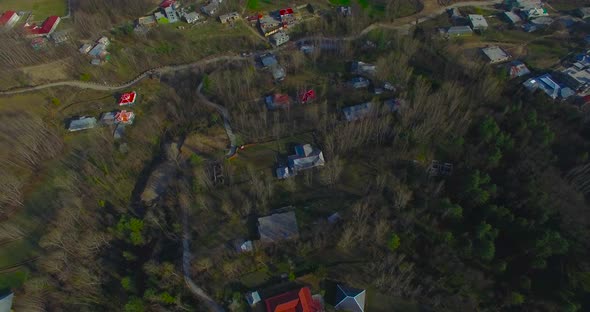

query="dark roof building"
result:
[68,117,97,132]
[258,211,299,243]
[509,61,531,78]
[446,25,473,36]
[288,144,325,172]
[334,284,366,312]
[343,102,373,121]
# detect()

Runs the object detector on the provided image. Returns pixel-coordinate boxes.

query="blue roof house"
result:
[523,74,574,100]
[334,284,366,312]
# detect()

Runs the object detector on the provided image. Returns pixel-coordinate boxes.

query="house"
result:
[334,284,366,312]
[343,102,373,121]
[468,14,488,31]
[25,16,60,37]
[576,7,590,20]
[259,14,283,36]
[100,111,118,125]
[258,211,299,243]
[523,7,548,20]
[138,16,157,27]
[276,166,294,179]
[164,6,179,23]
[504,0,542,10]
[349,77,370,89]
[338,6,352,16]
[561,67,590,93]
[264,286,322,312]
[531,16,553,26]
[50,31,69,44]
[523,74,574,99]
[201,0,222,16]
[245,291,261,306]
[482,46,511,64]
[160,0,176,8]
[115,110,135,124]
[0,292,14,312]
[446,26,473,37]
[233,239,254,253]
[154,11,166,22]
[270,31,289,46]
[508,61,531,78]
[0,11,20,28]
[88,43,107,58]
[119,91,137,106]
[288,144,325,172]
[219,12,240,23]
[68,117,98,132]
[504,11,522,24]
[79,43,92,54]
[183,12,200,24]
[299,89,316,104]
[261,54,278,68]
[265,93,291,110]
[271,64,286,81]
[448,8,466,24]
[351,61,376,76]
[279,7,297,26]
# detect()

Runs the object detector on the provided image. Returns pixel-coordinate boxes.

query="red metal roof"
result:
[265,287,321,312]
[115,110,134,123]
[25,16,60,35]
[0,11,17,26]
[119,91,137,106]
[280,8,294,15]
[299,89,316,103]
[160,0,176,8]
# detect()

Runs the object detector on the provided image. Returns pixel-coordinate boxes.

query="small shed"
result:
[447,26,473,37]
[257,211,299,243]
[68,117,97,132]
[468,14,488,31]
[482,46,511,64]
[504,11,522,24]
[184,12,200,24]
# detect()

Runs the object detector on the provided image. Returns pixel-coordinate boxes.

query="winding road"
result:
[196,81,238,157]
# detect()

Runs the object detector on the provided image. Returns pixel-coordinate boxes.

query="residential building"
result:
[334,284,366,312]
[68,117,97,132]
[245,291,261,306]
[265,93,291,110]
[88,43,107,58]
[97,36,110,46]
[260,54,278,68]
[446,25,473,37]
[504,11,522,24]
[219,12,239,24]
[201,0,222,16]
[271,64,286,81]
[258,211,299,243]
[264,286,322,312]
[468,14,488,31]
[100,111,118,125]
[343,102,373,121]
[154,12,166,22]
[51,31,69,44]
[119,91,137,106]
[523,7,548,20]
[561,67,590,94]
[164,6,179,23]
[349,77,370,89]
[482,46,511,64]
[299,89,316,103]
[351,61,376,76]
[0,11,19,28]
[79,43,92,54]
[270,31,289,46]
[288,144,325,172]
[523,74,574,100]
[531,16,553,26]
[576,7,590,20]
[0,292,14,312]
[259,14,282,36]
[508,61,531,78]
[160,0,176,8]
[115,110,135,124]
[183,12,200,24]
[25,16,60,37]
[279,7,297,27]
[138,16,157,27]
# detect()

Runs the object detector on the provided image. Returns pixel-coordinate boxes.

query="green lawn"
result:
[0,0,67,19]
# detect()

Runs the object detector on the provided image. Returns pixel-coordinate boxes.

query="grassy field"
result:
[0,0,67,19]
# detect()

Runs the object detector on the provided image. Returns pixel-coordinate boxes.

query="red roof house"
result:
[118,91,137,106]
[265,287,322,312]
[25,16,60,37]
[299,89,316,104]
[0,11,19,28]
[115,110,135,124]
[160,0,176,8]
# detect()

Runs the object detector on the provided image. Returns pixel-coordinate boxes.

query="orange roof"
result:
[265,287,321,312]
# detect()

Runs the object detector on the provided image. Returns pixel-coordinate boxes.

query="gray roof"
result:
[0,293,13,312]
[288,144,325,171]
[271,64,286,81]
[343,102,373,121]
[261,54,278,67]
[68,117,97,132]
[504,11,522,24]
[100,111,117,125]
[276,166,293,179]
[469,14,488,29]
[351,61,376,75]
[114,123,126,139]
[335,285,366,312]
[482,46,510,63]
[184,12,200,23]
[164,7,179,23]
[258,211,299,243]
[447,25,473,35]
[88,43,106,57]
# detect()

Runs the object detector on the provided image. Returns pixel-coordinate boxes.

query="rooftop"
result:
[265,286,322,312]
[335,284,366,312]
[68,117,97,132]
[258,211,299,243]
[343,102,373,121]
[468,14,488,29]
[482,46,511,63]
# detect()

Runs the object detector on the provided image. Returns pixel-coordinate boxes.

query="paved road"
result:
[0,0,503,96]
